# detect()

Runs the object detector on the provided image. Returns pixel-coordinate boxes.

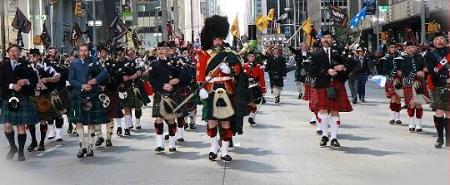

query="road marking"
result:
[36,144,63,157]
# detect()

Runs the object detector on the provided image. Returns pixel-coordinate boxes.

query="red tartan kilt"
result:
[142,81,154,96]
[403,86,413,105]
[312,82,353,112]
[385,80,396,98]
[308,88,317,112]
[303,83,311,101]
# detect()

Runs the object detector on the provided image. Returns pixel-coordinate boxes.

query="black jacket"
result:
[0,58,38,98]
[310,47,351,88]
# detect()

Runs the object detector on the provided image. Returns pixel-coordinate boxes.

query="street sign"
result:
[379,6,390,13]
[35,15,47,21]
[87,20,102,27]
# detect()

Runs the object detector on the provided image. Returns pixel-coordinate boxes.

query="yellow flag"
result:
[256,16,269,32]
[301,17,313,34]
[230,15,240,38]
[266,8,275,21]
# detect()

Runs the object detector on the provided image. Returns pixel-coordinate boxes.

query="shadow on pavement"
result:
[339,134,379,141]
[218,159,284,174]
[232,147,277,156]
[334,146,404,157]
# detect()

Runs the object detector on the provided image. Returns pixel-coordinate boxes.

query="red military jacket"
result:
[243,62,267,94]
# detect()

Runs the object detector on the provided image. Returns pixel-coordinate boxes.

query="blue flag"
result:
[350,6,368,29]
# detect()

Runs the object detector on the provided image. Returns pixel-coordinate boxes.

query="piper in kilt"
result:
[397,41,428,133]
[310,31,353,148]
[68,44,109,158]
[289,42,310,100]
[379,40,403,125]
[265,46,287,103]
[303,52,320,129]
[197,15,247,162]
[243,51,266,126]
[180,47,200,130]
[0,44,39,161]
[148,41,187,152]
[424,32,450,148]
[27,48,62,152]
[126,48,148,131]
[94,46,124,147]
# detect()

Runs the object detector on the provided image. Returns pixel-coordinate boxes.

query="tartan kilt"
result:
[431,85,450,111]
[176,86,191,115]
[68,94,109,125]
[403,86,413,105]
[120,88,143,109]
[106,91,124,119]
[303,83,312,101]
[0,97,39,125]
[202,84,235,121]
[311,82,353,112]
[31,93,59,121]
[152,92,181,118]
[385,78,396,98]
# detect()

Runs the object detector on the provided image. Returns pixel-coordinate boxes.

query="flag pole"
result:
[285,20,306,43]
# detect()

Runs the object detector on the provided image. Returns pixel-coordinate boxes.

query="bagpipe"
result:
[8,59,36,112]
[81,58,110,111]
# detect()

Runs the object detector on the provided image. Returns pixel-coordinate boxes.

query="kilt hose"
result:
[311,81,353,112]
[0,96,39,125]
[432,85,450,111]
[68,94,109,125]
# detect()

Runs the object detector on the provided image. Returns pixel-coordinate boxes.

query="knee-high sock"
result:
[88,127,95,146]
[114,118,122,128]
[415,108,423,129]
[189,110,196,124]
[330,116,340,140]
[207,126,219,153]
[221,141,230,157]
[221,128,233,142]
[106,121,114,140]
[28,125,37,143]
[434,116,445,141]
[124,115,132,129]
[135,109,142,126]
[17,134,27,154]
[47,122,56,137]
[318,113,330,137]
[154,122,164,148]
[5,131,16,149]
[76,126,85,147]
[168,123,177,137]
[39,123,48,144]
[394,103,402,121]
[177,118,185,139]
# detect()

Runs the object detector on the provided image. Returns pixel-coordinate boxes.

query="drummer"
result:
[242,50,266,125]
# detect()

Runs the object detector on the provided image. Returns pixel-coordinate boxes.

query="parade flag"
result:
[256,16,269,32]
[306,28,317,47]
[230,15,240,38]
[41,21,51,49]
[69,22,83,47]
[350,6,367,29]
[301,18,313,34]
[266,8,275,21]
[109,16,129,41]
[12,7,32,33]
[329,5,348,27]
[132,29,142,49]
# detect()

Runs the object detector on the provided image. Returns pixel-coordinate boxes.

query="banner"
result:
[329,5,348,27]
[12,8,32,33]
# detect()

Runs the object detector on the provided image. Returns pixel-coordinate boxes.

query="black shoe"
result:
[48,136,55,140]
[330,139,340,148]
[177,138,185,142]
[27,141,38,152]
[37,142,45,151]
[229,140,234,148]
[221,155,232,162]
[155,147,164,152]
[310,120,317,125]
[208,152,217,161]
[298,93,303,99]
[248,117,256,125]
[415,128,423,133]
[316,130,323,135]
[56,138,63,142]
[77,147,87,158]
[169,148,176,152]
[67,127,72,134]
[164,135,169,140]
[184,123,189,129]
[95,137,105,147]
[275,96,280,103]
[352,100,357,104]
[435,139,444,149]
[124,129,131,136]
[320,136,329,147]
[409,128,416,132]
[6,147,18,160]
[136,126,142,130]
[116,127,122,135]
[86,147,94,157]
[446,141,449,148]
[189,123,197,129]
[105,139,112,147]
[262,98,267,104]
[17,152,25,161]
[395,120,402,125]
[389,120,395,125]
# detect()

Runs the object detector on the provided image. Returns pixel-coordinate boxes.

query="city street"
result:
[0,72,447,185]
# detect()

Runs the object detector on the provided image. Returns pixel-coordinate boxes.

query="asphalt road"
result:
[0,71,448,185]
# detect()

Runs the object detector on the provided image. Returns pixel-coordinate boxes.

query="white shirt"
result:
[323,47,331,64]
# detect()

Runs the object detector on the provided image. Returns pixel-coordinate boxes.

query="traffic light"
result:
[74,2,82,16]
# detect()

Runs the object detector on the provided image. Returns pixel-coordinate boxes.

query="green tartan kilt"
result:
[0,97,39,125]
[431,86,450,111]
[31,93,59,121]
[68,95,109,125]
[120,89,143,109]
[152,92,182,118]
